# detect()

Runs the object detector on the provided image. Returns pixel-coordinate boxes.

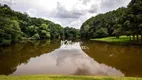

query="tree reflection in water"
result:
[2,40,140,77]
[11,41,124,76]
[0,40,60,75]
[82,41,142,77]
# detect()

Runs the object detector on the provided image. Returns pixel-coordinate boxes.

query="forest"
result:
[0,4,80,46]
[0,0,142,46]
[80,0,142,42]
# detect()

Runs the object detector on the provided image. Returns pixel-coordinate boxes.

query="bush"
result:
[92,28,108,38]
[31,33,40,40]
[0,39,12,45]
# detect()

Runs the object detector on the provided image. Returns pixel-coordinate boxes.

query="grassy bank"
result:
[91,36,142,44]
[0,75,142,80]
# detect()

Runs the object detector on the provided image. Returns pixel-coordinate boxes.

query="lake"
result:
[0,40,142,77]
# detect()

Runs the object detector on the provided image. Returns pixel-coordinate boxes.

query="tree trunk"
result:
[136,34,139,41]
[133,35,135,40]
[116,36,119,39]
[129,36,131,40]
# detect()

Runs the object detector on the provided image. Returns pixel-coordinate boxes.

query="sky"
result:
[0,0,131,29]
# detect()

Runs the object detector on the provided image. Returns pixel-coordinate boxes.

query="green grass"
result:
[0,75,142,80]
[90,36,138,43]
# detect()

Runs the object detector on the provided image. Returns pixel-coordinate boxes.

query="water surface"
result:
[0,40,142,77]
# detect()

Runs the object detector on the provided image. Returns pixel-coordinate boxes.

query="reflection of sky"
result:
[11,42,124,76]
[60,42,81,50]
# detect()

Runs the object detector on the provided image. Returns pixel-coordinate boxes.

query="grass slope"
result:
[91,36,133,43]
[0,75,142,80]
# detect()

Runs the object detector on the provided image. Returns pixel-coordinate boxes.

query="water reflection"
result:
[0,40,60,75]
[11,41,124,76]
[1,40,141,77]
[82,41,142,77]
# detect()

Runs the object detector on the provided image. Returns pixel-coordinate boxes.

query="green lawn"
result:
[0,75,142,80]
[91,36,134,43]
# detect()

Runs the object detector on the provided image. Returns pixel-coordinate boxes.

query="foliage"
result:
[0,17,22,45]
[31,33,40,40]
[80,7,126,39]
[92,28,108,38]
[39,24,50,39]
[64,27,80,39]
[0,4,81,45]
[81,0,142,43]
[50,24,64,39]
[0,4,80,45]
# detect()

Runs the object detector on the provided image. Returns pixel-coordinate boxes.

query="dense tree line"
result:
[80,0,142,42]
[0,4,80,46]
[64,27,80,39]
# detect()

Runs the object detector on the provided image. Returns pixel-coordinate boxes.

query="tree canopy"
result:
[0,4,80,46]
[80,0,142,42]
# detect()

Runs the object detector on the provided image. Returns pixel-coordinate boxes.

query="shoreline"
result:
[90,36,142,46]
[0,75,142,80]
